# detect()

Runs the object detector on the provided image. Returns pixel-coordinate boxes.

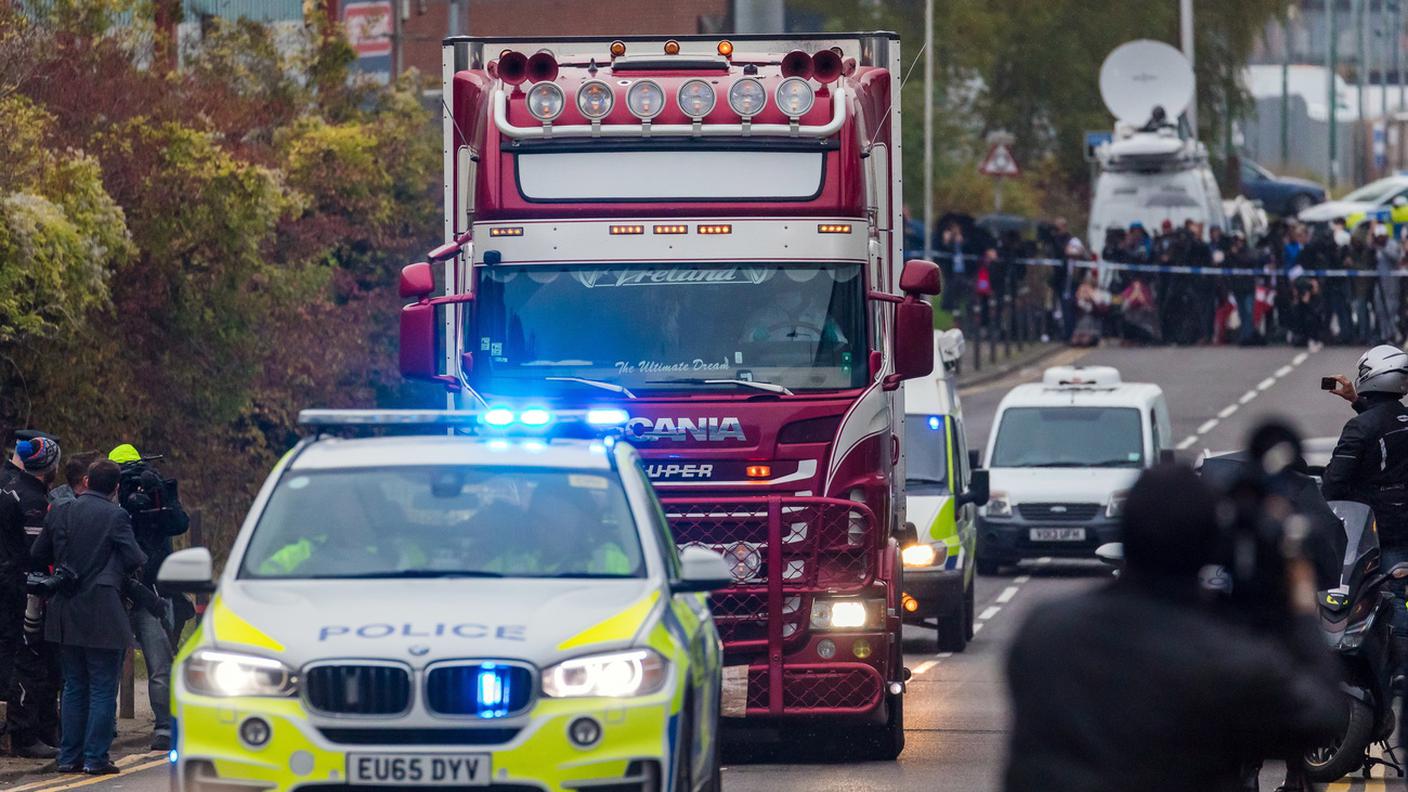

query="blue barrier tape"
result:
[905,250,1408,278]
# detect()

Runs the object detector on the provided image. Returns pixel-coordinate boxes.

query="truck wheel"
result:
[1301,698,1373,782]
[854,690,905,760]
[936,589,969,653]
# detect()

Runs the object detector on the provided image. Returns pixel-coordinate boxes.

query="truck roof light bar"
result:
[493,87,847,140]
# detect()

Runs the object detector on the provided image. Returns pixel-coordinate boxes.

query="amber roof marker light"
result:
[717,40,734,58]
[609,40,626,58]
[663,39,681,55]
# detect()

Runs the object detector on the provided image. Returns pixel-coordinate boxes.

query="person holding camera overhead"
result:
[107,443,188,753]
[31,459,145,775]
[1,432,63,758]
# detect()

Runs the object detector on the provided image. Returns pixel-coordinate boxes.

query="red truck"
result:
[397,32,939,757]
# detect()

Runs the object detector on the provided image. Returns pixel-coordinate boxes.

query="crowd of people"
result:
[0,432,187,774]
[911,211,1408,351]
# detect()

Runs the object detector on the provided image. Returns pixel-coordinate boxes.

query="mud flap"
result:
[721,665,749,718]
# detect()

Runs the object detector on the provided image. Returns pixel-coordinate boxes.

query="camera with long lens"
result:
[26,564,77,599]
[117,456,180,530]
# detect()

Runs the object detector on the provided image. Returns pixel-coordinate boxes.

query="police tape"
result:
[906,250,1408,278]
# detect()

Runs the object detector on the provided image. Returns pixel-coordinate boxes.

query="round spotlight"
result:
[775,77,815,117]
[577,80,614,119]
[816,639,836,660]
[724,541,761,582]
[727,78,767,117]
[677,79,716,118]
[568,717,602,748]
[239,717,271,748]
[626,80,665,120]
[851,638,873,659]
[526,82,565,122]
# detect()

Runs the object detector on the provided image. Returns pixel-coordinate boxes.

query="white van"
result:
[976,365,1172,573]
[1087,128,1227,249]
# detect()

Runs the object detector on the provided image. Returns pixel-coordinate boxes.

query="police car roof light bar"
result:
[296,408,629,436]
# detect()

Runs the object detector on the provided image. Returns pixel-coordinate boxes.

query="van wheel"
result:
[977,556,1001,576]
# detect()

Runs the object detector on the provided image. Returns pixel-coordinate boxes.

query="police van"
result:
[900,330,990,651]
[976,366,1172,573]
[158,409,729,792]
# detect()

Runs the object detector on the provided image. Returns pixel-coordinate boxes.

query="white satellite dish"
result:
[1099,39,1195,125]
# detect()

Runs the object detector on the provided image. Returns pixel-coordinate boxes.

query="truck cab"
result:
[977,366,1171,573]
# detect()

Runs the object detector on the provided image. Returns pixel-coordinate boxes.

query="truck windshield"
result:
[990,407,1144,468]
[904,415,950,494]
[470,263,867,395]
[240,467,645,580]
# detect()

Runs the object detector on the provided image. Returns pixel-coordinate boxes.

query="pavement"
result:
[26,342,1398,792]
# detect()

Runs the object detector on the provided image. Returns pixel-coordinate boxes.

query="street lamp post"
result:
[923,0,934,261]
[1330,0,1339,187]
[1181,0,1197,135]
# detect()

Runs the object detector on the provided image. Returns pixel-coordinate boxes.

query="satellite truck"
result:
[394,32,945,758]
[1087,39,1231,250]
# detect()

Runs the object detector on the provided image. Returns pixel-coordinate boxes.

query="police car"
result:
[158,409,730,792]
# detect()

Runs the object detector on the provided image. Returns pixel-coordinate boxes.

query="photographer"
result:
[107,443,187,753]
[33,459,145,774]
[1003,464,1342,792]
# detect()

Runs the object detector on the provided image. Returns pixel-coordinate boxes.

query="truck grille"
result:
[304,664,411,716]
[1017,503,1101,521]
[744,663,884,714]
[425,663,534,718]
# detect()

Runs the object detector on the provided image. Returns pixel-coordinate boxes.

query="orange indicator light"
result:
[609,225,645,235]
[817,224,853,233]
[717,40,734,57]
[610,40,627,58]
[653,224,688,235]
[664,40,681,55]
[697,224,733,235]
[488,227,524,237]
[745,465,772,478]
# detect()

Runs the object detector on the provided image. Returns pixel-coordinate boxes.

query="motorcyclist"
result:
[1324,344,1408,669]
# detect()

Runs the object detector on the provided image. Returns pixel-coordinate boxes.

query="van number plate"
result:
[1029,528,1086,541]
[348,754,490,786]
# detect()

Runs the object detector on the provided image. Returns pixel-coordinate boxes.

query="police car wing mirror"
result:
[156,547,216,596]
[958,469,990,508]
[675,546,733,593]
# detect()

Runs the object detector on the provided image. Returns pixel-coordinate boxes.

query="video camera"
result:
[117,454,182,532]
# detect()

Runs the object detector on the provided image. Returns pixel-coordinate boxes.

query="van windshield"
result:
[904,415,950,494]
[990,407,1144,468]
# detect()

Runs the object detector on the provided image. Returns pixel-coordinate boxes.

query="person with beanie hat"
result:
[1003,464,1342,792]
[0,432,63,757]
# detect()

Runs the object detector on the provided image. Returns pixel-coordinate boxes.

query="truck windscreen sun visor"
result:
[515,150,825,201]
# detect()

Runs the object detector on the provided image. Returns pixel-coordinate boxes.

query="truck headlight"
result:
[985,493,1012,518]
[542,649,668,698]
[184,650,297,698]
[810,598,882,630]
[1106,491,1128,519]
[901,543,941,568]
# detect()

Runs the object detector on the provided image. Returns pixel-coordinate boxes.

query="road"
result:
[20,345,1383,792]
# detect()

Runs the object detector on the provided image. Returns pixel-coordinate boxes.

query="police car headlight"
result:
[542,649,668,698]
[985,494,1012,518]
[901,543,940,568]
[810,598,882,630]
[1106,491,1129,519]
[184,649,297,698]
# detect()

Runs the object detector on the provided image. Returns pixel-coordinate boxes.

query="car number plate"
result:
[1029,527,1086,542]
[348,754,490,786]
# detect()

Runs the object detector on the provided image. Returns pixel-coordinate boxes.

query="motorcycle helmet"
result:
[1354,344,1408,396]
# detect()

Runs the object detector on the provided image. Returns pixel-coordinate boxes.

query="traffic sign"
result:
[344,1,393,59]
[979,143,1021,177]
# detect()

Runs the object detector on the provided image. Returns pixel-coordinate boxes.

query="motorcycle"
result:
[1300,500,1408,782]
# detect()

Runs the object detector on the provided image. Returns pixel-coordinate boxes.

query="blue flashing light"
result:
[927,416,942,431]
[586,407,630,426]
[476,664,510,719]
[483,407,515,427]
[519,407,553,427]
[169,748,179,764]
[521,440,547,453]
[487,439,511,451]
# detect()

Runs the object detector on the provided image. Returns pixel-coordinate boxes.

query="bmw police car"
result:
[157,409,730,792]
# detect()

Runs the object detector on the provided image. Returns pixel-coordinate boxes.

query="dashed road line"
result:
[1292,351,1309,365]
[1216,404,1238,419]
[996,586,1019,604]
[978,605,1002,621]
[1256,377,1276,391]
[1013,575,1031,583]
[1176,435,1198,450]
[1181,351,1317,453]
[973,622,984,634]
[1196,418,1219,435]
[1275,365,1293,378]
[1238,390,1258,405]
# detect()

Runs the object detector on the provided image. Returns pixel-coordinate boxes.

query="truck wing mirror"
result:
[900,259,943,296]
[399,262,435,300]
[400,302,441,380]
[884,298,935,389]
[157,547,216,596]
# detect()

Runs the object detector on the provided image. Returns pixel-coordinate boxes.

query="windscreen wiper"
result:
[906,476,948,485]
[648,377,794,396]
[544,376,637,399]
[308,570,505,579]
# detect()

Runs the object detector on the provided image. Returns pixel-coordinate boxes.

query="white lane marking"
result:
[1256,377,1276,391]
[1037,557,1053,564]
[1238,390,1258,405]
[936,651,953,659]
[1293,351,1309,365]
[973,622,985,634]
[1217,404,1238,419]
[996,586,1019,604]
[979,605,1002,620]
[913,659,938,674]
[1176,435,1198,450]
[1014,575,1031,583]
[1275,365,1293,377]
[1197,418,1219,435]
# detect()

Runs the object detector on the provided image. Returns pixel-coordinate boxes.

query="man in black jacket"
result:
[1004,465,1341,792]
[0,434,62,757]
[33,459,145,775]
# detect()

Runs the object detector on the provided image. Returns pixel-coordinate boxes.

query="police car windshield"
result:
[904,416,949,493]
[240,467,646,580]
[469,262,867,395]
[990,407,1144,468]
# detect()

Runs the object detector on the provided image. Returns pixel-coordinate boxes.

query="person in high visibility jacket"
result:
[480,482,632,577]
